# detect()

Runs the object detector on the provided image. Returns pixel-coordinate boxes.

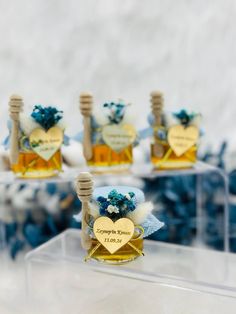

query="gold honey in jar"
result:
[8,95,65,178]
[79,93,137,173]
[149,91,201,170]
[88,229,144,264]
[75,179,164,265]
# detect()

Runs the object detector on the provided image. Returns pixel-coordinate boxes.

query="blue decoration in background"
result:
[143,174,197,245]
[143,141,228,250]
[1,182,81,259]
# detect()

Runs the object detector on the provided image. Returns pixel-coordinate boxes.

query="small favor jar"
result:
[8,95,65,178]
[75,173,164,264]
[149,91,201,170]
[78,93,137,173]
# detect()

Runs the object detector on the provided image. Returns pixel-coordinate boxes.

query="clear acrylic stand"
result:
[25,229,236,312]
[0,161,229,251]
[133,161,229,251]
[0,167,79,185]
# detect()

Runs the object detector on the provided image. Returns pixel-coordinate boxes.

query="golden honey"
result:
[88,237,143,264]
[88,144,133,172]
[151,142,197,170]
[12,150,62,178]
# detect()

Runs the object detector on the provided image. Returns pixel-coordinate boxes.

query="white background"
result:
[0,3,235,311]
[0,0,235,151]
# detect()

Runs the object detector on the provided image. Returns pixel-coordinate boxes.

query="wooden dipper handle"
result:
[76,172,93,250]
[9,95,23,165]
[79,93,93,161]
[151,91,164,126]
[150,91,164,158]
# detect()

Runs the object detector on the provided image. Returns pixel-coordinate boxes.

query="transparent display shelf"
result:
[0,161,229,251]
[133,160,226,178]
[134,161,229,251]
[0,167,79,185]
[0,161,226,182]
[25,229,236,301]
[24,262,236,314]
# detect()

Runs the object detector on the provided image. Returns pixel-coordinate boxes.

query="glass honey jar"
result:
[151,142,197,170]
[8,95,65,178]
[11,150,62,179]
[87,144,133,172]
[75,175,164,265]
[149,91,201,170]
[79,93,137,173]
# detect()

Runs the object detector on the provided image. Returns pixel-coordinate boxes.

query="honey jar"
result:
[75,173,164,264]
[149,91,201,170]
[8,95,65,178]
[79,93,137,173]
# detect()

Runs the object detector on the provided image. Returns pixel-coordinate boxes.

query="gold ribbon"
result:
[154,146,197,168]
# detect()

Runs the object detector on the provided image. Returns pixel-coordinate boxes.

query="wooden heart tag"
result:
[94,217,134,254]
[102,124,136,153]
[167,125,199,157]
[29,126,63,161]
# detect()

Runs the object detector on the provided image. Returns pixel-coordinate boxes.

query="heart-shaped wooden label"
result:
[102,124,136,153]
[94,217,134,254]
[167,125,199,157]
[29,126,63,161]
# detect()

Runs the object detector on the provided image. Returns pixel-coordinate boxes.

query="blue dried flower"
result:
[96,189,136,219]
[173,110,195,127]
[97,196,107,203]
[103,101,128,124]
[157,129,167,141]
[31,105,63,130]
[97,196,110,215]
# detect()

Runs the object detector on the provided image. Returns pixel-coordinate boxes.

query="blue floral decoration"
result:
[31,105,63,130]
[97,189,136,219]
[173,110,196,127]
[103,101,128,124]
[157,128,167,141]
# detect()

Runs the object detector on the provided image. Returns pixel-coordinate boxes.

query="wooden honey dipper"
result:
[151,91,164,158]
[79,93,93,161]
[9,94,23,165]
[76,172,93,250]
